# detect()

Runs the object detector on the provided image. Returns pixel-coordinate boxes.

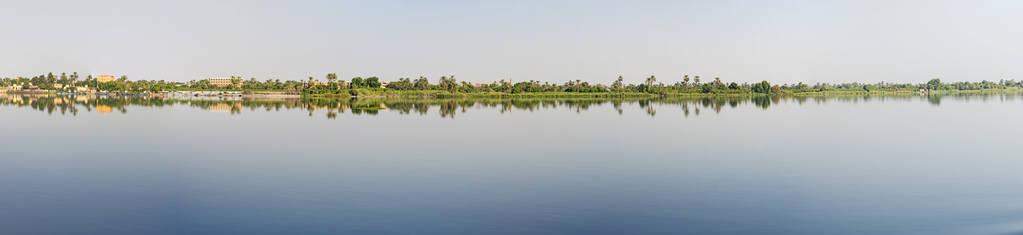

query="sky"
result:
[1,0,1021,84]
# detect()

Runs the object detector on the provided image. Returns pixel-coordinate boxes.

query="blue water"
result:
[2,95,1023,234]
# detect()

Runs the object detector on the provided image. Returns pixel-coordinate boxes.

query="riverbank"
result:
[332,90,661,99]
[7,87,1023,99]
[1,89,56,95]
[302,87,1023,99]
[159,90,301,98]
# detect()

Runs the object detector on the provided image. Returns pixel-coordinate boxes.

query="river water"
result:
[2,94,1022,234]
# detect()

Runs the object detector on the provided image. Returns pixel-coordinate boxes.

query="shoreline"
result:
[4,88,1022,99]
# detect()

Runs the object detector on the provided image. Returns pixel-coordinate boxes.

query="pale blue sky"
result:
[2,0,1021,84]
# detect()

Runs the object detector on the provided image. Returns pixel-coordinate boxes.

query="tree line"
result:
[4,72,1023,95]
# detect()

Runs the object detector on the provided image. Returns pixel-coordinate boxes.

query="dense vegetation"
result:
[3,72,1023,97]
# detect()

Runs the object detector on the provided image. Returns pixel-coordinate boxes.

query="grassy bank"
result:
[297,87,1023,99]
[301,89,660,99]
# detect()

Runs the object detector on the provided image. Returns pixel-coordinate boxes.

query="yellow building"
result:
[1,85,21,92]
[96,75,116,83]
[209,77,235,87]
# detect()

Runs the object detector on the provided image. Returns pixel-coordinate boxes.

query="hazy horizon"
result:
[3,0,1021,84]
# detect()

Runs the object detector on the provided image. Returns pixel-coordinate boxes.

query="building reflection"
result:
[96,105,113,114]
[208,103,243,113]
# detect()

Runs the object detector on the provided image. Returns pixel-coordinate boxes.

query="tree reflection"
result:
[927,95,942,106]
[0,92,1016,119]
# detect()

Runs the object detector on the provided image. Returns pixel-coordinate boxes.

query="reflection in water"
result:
[1,92,1019,119]
[95,105,113,114]
[4,91,1023,235]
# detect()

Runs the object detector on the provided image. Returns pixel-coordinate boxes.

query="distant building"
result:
[209,77,235,87]
[96,75,116,83]
[1,85,21,91]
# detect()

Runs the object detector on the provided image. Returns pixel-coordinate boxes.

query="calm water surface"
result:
[2,94,1023,234]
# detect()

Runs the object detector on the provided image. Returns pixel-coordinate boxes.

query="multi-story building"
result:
[209,77,235,87]
[96,75,116,83]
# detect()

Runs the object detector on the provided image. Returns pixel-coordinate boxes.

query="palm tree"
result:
[326,73,338,88]
[612,76,624,90]
[70,72,78,88]
[644,75,657,92]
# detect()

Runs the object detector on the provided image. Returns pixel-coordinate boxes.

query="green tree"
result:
[413,77,430,90]
[439,76,458,93]
[612,76,624,90]
[350,77,365,88]
[387,78,413,90]
[753,80,772,93]
[644,75,657,92]
[326,73,338,88]
[231,77,242,89]
[701,83,715,93]
[365,77,381,88]
[645,75,656,87]
[926,78,943,90]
